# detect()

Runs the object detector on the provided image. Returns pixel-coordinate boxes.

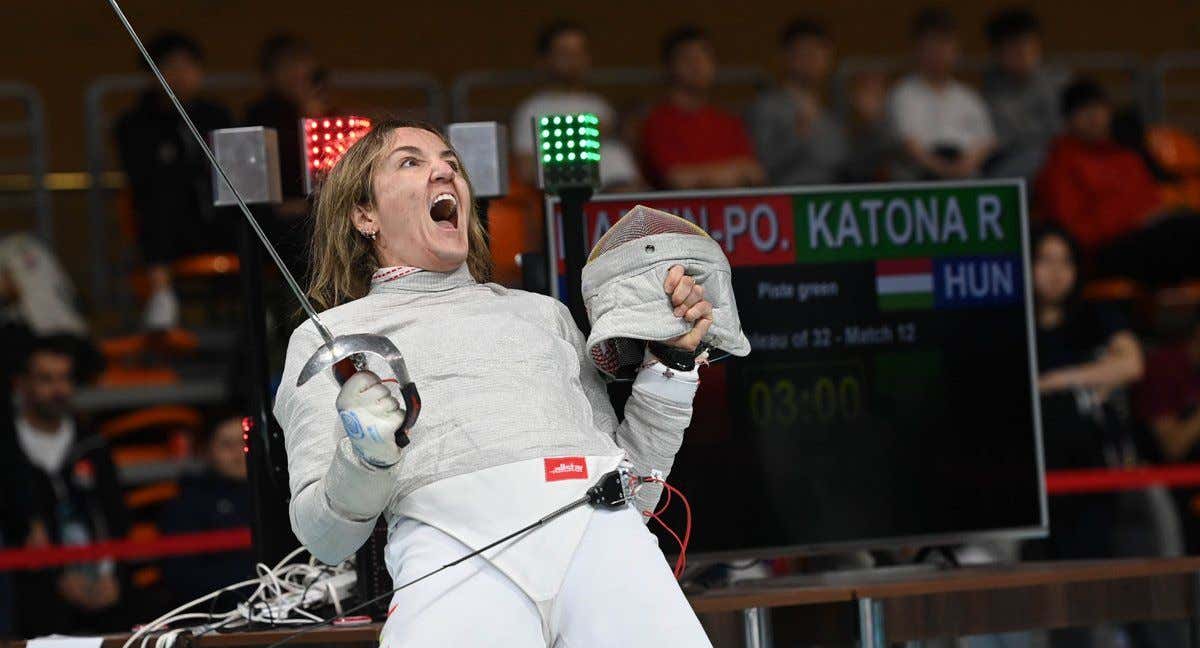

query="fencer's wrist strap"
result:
[647,341,709,372]
[635,348,699,404]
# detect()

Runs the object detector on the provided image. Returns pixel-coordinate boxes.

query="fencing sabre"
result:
[104,0,420,445]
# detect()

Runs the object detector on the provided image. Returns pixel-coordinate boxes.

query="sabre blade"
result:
[104,0,335,348]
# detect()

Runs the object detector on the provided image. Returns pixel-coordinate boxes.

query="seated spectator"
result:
[982,8,1069,183]
[511,21,644,192]
[159,414,252,606]
[1036,79,1200,285]
[640,27,765,189]
[748,18,847,186]
[1027,224,1144,647]
[0,336,130,638]
[1137,320,1200,463]
[115,32,234,330]
[0,233,103,389]
[841,70,896,183]
[888,8,995,181]
[1137,319,1200,553]
[245,34,331,281]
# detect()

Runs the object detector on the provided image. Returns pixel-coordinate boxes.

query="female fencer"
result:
[274,119,714,647]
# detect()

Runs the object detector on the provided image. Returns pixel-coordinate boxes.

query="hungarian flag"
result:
[876,258,933,311]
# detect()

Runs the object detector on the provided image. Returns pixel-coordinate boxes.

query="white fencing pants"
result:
[379,505,712,647]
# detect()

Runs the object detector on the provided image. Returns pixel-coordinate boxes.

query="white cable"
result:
[124,546,314,648]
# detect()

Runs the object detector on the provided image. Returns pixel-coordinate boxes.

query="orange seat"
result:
[124,481,181,509]
[99,405,202,441]
[172,253,240,279]
[1148,126,1200,176]
[96,366,180,387]
[1147,126,1200,210]
[1082,278,1144,302]
[1156,280,1200,307]
[99,328,199,364]
[132,566,162,588]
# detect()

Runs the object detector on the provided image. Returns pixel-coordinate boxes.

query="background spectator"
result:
[0,336,130,638]
[1139,319,1200,463]
[888,7,996,181]
[114,32,234,330]
[510,21,644,192]
[245,34,330,282]
[1028,225,1145,646]
[639,26,764,189]
[1138,319,1200,554]
[748,18,848,186]
[982,8,1069,183]
[159,414,253,607]
[840,70,896,182]
[1036,78,1200,285]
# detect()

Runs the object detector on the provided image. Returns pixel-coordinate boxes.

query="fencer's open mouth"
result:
[430,193,459,229]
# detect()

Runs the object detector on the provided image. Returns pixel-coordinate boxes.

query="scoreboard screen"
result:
[549,180,1047,556]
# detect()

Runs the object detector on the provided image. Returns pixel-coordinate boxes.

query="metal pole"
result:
[559,187,594,334]
[857,597,887,648]
[742,607,773,648]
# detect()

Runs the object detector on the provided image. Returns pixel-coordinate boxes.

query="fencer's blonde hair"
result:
[307,119,493,311]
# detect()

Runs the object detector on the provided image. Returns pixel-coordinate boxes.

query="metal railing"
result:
[1150,51,1200,128]
[832,52,1150,116]
[451,66,773,122]
[0,82,50,242]
[82,70,445,305]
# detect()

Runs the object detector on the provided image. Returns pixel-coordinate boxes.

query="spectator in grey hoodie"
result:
[982,8,1069,183]
[748,18,848,186]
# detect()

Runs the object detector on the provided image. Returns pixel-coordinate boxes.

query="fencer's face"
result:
[1033,235,1076,307]
[354,128,471,272]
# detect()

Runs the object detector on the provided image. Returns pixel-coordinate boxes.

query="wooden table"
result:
[689,556,1200,647]
[8,557,1200,648]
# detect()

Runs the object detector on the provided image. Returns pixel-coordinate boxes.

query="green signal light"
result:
[543,154,551,162]
[567,141,574,148]
[554,129,561,136]
[555,141,562,149]
[553,116,561,124]
[566,128,574,136]
[565,115,573,123]
[568,152,576,160]
[540,117,549,126]
[555,153,564,161]
[542,142,550,150]
[541,129,550,138]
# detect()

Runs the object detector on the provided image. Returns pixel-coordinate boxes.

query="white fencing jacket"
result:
[273,263,697,566]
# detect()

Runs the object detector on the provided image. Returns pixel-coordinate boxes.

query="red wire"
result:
[643,477,692,579]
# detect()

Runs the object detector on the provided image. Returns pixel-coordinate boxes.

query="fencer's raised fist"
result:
[335,371,405,468]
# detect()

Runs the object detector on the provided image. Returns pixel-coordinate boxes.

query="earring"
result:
[362,230,377,241]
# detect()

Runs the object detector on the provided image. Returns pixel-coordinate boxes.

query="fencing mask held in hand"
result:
[580,204,751,378]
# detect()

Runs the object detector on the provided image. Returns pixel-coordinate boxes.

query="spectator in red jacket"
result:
[1035,78,1200,284]
[639,27,765,189]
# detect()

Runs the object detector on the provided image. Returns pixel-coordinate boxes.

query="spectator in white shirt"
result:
[510,21,643,191]
[888,7,996,181]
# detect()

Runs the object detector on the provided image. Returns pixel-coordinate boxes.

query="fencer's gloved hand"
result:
[335,371,405,468]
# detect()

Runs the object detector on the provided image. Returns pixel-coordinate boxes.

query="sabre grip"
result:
[333,359,414,449]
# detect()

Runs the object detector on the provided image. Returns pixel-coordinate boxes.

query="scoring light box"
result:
[534,113,601,193]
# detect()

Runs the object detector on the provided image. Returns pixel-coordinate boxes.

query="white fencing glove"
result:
[335,371,405,468]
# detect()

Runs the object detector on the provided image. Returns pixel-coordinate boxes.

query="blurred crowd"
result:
[3,4,1200,643]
